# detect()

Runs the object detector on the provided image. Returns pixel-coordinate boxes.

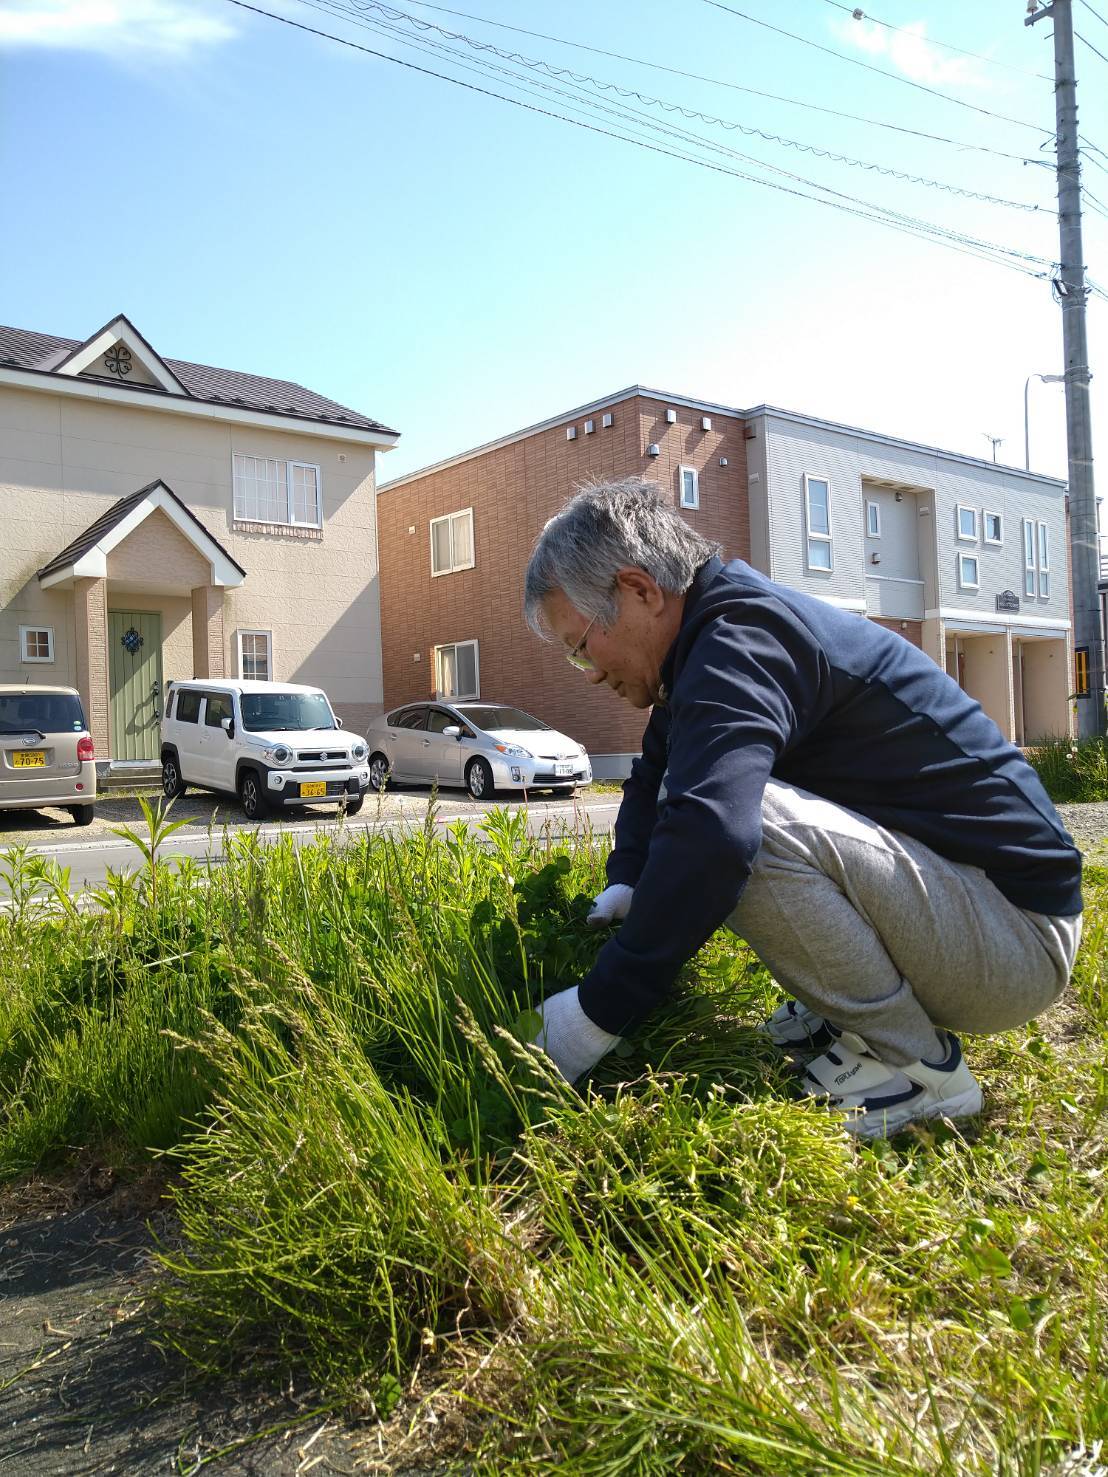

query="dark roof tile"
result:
[0,324,397,437]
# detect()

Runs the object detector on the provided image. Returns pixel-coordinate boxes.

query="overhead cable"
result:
[324,0,1046,213]
[1078,0,1108,28]
[699,0,1051,135]
[1076,30,1108,63]
[225,0,1056,283]
[395,0,1043,164]
[304,0,1055,266]
[818,0,1052,80]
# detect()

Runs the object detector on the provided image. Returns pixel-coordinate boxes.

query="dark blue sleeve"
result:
[578,608,824,1035]
[605,706,670,887]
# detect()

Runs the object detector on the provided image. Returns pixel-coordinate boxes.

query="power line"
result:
[323,0,1047,214]
[1078,0,1108,29]
[305,0,1055,268]
[226,0,1056,283]
[818,0,1052,80]
[396,0,1044,165]
[1076,30,1108,63]
[699,0,1051,135]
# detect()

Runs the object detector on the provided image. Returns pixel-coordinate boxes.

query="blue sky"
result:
[2,0,1105,482]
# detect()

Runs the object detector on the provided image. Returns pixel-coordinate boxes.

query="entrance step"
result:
[99,760,162,790]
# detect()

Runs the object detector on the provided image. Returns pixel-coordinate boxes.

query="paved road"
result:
[0,795,622,898]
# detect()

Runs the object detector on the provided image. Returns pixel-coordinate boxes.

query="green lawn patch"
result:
[1,809,1105,1472]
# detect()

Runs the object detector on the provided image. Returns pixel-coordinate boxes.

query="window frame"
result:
[958,553,980,591]
[678,465,700,510]
[174,689,202,724]
[983,510,1003,546]
[1037,520,1050,599]
[429,507,476,578]
[803,473,833,572]
[865,500,881,539]
[19,625,54,663]
[956,504,979,542]
[433,640,480,701]
[1023,517,1037,598]
[237,629,273,682]
[232,453,322,529]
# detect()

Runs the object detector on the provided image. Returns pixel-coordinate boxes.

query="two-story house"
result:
[0,314,398,766]
[377,387,1072,775]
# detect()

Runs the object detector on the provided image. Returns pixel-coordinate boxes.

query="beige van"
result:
[0,685,97,825]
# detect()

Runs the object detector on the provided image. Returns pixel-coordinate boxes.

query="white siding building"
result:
[745,407,1072,745]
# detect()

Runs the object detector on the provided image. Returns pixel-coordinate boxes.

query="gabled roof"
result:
[0,316,398,438]
[37,479,247,589]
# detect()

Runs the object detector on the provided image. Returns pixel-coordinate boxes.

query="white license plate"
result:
[555,762,575,777]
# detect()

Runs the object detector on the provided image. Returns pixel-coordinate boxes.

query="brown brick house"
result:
[376,389,749,768]
[378,387,1073,773]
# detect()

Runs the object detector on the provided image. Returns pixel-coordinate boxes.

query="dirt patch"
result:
[0,1169,409,1474]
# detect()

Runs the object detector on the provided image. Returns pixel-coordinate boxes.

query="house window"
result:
[1038,521,1050,598]
[678,465,699,510]
[19,626,54,663]
[956,505,978,542]
[958,554,980,590]
[430,508,475,577]
[238,630,272,681]
[434,640,479,700]
[233,455,321,528]
[983,511,1003,544]
[804,474,832,571]
[1023,518,1036,597]
[865,501,881,538]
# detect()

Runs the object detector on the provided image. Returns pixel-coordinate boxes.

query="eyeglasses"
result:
[565,613,600,671]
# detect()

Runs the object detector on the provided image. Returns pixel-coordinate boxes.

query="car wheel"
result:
[344,794,364,817]
[69,804,95,826]
[368,754,391,791]
[162,752,187,800]
[465,757,494,801]
[238,768,271,821]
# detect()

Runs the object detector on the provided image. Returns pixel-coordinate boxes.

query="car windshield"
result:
[239,692,336,732]
[0,693,85,733]
[456,705,550,733]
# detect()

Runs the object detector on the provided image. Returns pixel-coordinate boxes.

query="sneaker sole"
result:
[845,1084,984,1139]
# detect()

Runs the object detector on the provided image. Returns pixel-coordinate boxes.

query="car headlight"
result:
[264,744,293,766]
[495,743,531,758]
[351,741,368,761]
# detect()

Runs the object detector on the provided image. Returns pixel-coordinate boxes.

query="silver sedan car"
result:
[0,684,97,825]
[366,701,592,799]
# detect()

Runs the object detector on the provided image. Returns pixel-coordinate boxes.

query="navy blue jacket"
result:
[578,555,1083,1036]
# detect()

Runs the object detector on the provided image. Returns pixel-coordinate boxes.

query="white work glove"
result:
[587,882,634,927]
[531,985,622,1084]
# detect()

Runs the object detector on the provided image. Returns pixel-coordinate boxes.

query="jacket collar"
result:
[657,554,724,705]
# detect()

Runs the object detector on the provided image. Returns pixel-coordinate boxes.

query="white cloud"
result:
[829,15,989,90]
[0,0,235,57]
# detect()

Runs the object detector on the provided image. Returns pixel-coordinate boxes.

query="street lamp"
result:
[1024,372,1066,470]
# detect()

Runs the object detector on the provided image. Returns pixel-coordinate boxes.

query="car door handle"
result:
[422,738,431,746]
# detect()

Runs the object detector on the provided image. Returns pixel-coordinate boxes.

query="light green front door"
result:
[108,611,164,761]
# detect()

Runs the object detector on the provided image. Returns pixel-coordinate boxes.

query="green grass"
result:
[1026,734,1108,803]
[1,805,1106,1473]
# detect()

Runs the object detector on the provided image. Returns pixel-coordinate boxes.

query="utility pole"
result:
[1027,0,1103,736]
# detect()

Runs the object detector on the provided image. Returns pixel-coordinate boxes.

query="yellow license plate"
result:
[300,780,327,797]
[13,751,46,768]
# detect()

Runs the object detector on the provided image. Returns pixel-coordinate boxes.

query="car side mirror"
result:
[335,716,344,728]
[221,717,235,738]
[442,725,461,739]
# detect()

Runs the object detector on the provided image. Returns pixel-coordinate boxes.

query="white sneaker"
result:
[799,1030,983,1139]
[760,998,834,1053]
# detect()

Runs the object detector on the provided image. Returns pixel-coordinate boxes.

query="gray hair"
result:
[524,476,718,636]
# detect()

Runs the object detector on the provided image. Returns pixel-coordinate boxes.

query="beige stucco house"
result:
[0,314,398,765]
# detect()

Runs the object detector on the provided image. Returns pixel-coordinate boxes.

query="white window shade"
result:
[430,509,475,576]
[233,454,321,528]
[435,640,479,699]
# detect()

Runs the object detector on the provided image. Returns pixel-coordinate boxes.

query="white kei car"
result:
[366,701,592,799]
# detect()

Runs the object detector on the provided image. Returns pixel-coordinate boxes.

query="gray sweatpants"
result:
[725,781,1082,1065]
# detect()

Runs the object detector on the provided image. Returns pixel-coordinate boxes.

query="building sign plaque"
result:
[995,590,1020,613]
